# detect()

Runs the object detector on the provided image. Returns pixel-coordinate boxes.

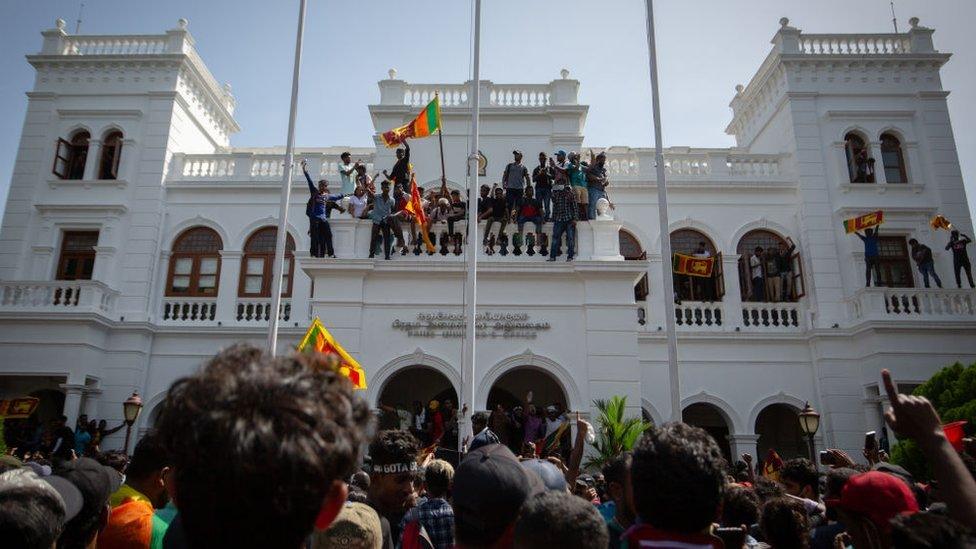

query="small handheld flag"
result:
[930,214,953,231]
[672,253,714,278]
[843,210,884,234]
[381,96,441,148]
[403,174,436,253]
[297,317,367,389]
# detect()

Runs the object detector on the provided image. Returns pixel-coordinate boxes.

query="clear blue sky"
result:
[1,0,974,219]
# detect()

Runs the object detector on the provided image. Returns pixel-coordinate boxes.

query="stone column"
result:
[60,384,85,429]
[82,388,102,420]
[82,139,102,181]
[729,434,760,462]
[722,254,744,330]
[217,250,242,324]
[870,141,887,185]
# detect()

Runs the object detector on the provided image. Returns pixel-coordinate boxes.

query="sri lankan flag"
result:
[673,253,714,278]
[843,210,883,234]
[403,174,435,253]
[0,397,39,419]
[380,96,441,148]
[930,214,952,231]
[536,421,571,457]
[297,317,367,389]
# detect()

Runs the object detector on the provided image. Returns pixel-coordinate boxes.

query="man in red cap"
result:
[826,470,918,547]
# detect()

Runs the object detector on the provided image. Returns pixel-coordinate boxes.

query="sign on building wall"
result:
[392,312,550,339]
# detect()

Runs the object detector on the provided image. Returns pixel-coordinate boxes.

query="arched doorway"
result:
[378,366,457,412]
[670,229,724,302]
[755,403,808,460]
[487,367,567,412]
[682,403,732,462]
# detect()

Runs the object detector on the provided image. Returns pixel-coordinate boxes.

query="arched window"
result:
[166,227,222,297]
[239,227,296,297]
[844,132,874,183]
[670,229,724,302]
[880,133,907,184]
[735,230,805,302]
[620,230,649,307]
[98,131,124,180]
[52,131,90,180]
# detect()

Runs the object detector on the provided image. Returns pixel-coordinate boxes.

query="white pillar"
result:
[730,434,760,461]
[83,139,102,180]
[723,254,744,330]
[82,388,102,419]
[870,141,887,185]
[217,251,242,324]
[60,384,85,429]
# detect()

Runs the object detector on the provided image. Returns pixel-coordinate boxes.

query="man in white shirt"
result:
[338,152,359,195]
[750,246,765,301]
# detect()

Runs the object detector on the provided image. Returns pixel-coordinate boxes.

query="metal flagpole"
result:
[267,0,308,356]
[460,0,482,452]
[643,0,681,422]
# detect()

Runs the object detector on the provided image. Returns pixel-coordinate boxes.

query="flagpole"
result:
[461,0,482,452]
[436,94,447,189]
[643,0,681,421]
[267,0,308,356]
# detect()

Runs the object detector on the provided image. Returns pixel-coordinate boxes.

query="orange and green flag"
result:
[843,210,883,234]
[297,317,367,389]
[673,253,714,278]
[403,174,436,253]
[381,95,441,148]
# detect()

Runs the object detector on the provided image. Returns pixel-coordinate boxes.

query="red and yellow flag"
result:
[297,317,367,389]
[0,397,39,419]
[381,96,441,148]
[673,253,714,278]
[843,210,884,234]
[403,175,436,253]
[930,214,953,231]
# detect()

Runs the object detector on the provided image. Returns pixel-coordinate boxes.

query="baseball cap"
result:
[555,150,566,156]
[57,457,121,519]
[312,501,382,548]
[513,149,522,155]
[453,444,544,534]
[825,471,918,531]
[545,405,557,413]
[42,475,84,522]
[520,459,568,492]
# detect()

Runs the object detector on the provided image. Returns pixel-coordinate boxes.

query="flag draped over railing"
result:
[404,175,436,253]
[843,210,884,233]
[381,96,441,148]
[297,317,367,389]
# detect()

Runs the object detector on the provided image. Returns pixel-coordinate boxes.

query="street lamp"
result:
[122,392,143,454]
[798,402,821,463]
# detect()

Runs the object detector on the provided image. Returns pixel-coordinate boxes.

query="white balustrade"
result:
[60,35,168,55]
[849,288,976,321]
[182,156,235,178]
[674,302,724,329]
[741,302,801,330]
[798,34,912,55]
[664,154,710,176]
[489,85,550,107]
[403,84,469,107]
[0,281,117,314]
[728,155,782,177]
[161,298,217,323]
[236,298,292,323]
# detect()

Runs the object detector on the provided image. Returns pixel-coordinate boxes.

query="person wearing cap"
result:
[584,151,610,220]
[56,457,121,548]
[567,152,589,219]
[548,179,579,262]
[532,152,554,222]
[0,467,81,549]
[312,501,384,549]
[624,423,726,549]
[502,150,530,217]
[825,470,919,547]
[452,444,544,548]
[367,430,422,547]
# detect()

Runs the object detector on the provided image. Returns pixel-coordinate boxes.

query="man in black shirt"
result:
[479,186,509,245]
[533,152,554,221]
[384,139,410,192]
[47,415,75,461]
[945,230,974,288]
[909,238,943,288]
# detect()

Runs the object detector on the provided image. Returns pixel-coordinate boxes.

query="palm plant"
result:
[584,395,653,470]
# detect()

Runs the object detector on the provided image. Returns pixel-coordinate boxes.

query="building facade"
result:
[1,17,974,459]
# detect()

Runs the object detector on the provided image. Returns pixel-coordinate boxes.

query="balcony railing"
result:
[637,300,806,333]
[170,152,376,183]
[161,298,218,323]
[602,149,787,182]
[236,298,292,323]
[849,288,976,322]
[0,281,118,316]
[741,302,801,330]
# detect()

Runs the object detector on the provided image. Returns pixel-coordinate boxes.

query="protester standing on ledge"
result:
[909,238,942,288]
[384,139,410,192]
[946,229,974,288]
[338,151,360,195]
[855,227,882,287]
[302,159,344,258]
[533,152,554,221]
[502,150,530,218]
[548,180,578,262]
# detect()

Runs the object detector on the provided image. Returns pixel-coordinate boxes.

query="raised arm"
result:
[883,369,976,529]
[565,412,589,486]
[301,160,316,195]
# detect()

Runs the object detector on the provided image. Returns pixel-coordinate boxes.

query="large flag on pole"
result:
[297,317,366,389]
[403,174,436,253]
[843,210,884,234]
[381,96,441,148]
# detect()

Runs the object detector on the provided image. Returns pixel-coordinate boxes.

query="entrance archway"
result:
[682,403,732,462]
[378,366,457,412]
[755,403,808,460]
[487,367,567,412]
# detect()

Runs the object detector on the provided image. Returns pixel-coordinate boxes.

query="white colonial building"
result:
[1,16,975,460]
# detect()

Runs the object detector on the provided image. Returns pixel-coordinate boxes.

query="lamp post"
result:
[122,392,143,454]
[798,401,821,464]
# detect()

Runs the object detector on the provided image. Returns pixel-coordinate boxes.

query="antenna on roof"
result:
[890,1,899,33]
[74,2,84,34]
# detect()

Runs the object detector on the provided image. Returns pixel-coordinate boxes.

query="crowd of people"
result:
[2,345,974,549]
[857,228,973,289]
[3,414,125,463]
[302,143,613,261]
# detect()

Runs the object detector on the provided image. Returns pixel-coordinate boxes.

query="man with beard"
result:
[368,430,421,548]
